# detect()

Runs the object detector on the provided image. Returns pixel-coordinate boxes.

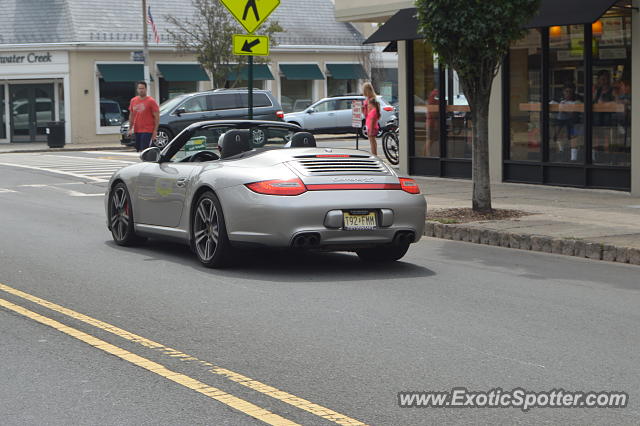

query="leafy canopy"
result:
[416,0,539,98]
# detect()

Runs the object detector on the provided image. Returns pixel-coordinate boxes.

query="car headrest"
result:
[220,130,251,159]
[290,132,316,148]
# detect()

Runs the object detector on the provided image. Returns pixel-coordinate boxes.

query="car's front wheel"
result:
[191,191,233,268]
[356,242,410,263]
[108,183,146,246]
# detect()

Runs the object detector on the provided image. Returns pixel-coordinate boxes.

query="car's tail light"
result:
[399,178,420,194]
[276,110,285,119]
[383,106,394,112]
[246,178,307,196]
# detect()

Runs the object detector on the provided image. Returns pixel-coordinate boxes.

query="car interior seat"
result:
[220,130,251,159]
[290,132,317,148]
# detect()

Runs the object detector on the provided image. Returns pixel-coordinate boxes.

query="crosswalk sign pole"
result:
[248,55,253,120]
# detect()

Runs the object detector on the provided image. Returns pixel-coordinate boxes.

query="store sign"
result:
[0,52,57,64]
[131,51,145,62]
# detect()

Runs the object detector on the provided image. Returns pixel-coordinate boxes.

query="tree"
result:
[166,0,283,88]
[415,0,539,212]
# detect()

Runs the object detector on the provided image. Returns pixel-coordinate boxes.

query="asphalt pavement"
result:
[1,154,639,425]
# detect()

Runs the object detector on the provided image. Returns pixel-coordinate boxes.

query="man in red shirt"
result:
[128,81,160,152]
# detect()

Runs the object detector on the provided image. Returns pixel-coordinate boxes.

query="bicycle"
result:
[381,121,399,165]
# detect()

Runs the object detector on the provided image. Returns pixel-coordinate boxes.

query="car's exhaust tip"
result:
[291,233,321,249]
[394,231,415,246]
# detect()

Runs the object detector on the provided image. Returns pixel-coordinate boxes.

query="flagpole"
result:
[142,0,150,86]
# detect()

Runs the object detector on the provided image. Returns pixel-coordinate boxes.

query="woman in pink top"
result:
[362,82,380,156]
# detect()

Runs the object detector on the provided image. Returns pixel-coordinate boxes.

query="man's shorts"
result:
[135,132,153,152]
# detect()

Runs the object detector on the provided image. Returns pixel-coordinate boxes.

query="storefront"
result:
[0,50,71,144]
[353,0,639,194]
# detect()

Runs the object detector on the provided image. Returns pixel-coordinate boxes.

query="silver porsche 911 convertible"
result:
[105,121,426,268]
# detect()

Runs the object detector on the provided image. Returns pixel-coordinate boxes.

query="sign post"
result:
[222,0,280,120]
[352,100,363,150]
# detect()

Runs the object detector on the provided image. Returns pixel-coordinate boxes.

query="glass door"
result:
[10,83,54,142]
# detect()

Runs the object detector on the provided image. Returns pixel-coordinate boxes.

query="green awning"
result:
[326,64,368,80]
[227,64,274,81]
[97,64,143,82]
[158,64,209,81]
[279,64,324,80]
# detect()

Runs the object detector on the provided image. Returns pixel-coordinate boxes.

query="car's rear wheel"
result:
[356,242,410,263]
[108,183,146,246]
[191,191,233,268]
[152,128,173,148]
[360,123,384,139]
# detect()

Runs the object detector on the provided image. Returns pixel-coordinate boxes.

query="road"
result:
[0,151,639,425]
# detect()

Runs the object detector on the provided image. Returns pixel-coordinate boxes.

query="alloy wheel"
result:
[193,198,220,262]
[110,187,130,241]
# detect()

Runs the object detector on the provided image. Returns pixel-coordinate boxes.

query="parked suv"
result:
[120,89,284,148]
[283,95,396,138]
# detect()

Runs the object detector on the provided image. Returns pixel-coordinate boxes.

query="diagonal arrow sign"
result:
[233,34,269,56]
[241,38,261,53]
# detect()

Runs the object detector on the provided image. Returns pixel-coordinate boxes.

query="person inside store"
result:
[128,81,160,152]
[552,83,583,162]
[593,69,615,160]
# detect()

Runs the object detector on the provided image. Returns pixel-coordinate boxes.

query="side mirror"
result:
[306,108,315,114]
[175,107,186,116]
[140,146,161,162]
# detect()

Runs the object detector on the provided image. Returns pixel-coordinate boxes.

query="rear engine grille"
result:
[292,157,389,176]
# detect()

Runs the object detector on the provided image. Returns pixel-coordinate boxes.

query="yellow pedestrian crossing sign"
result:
[220,0,280,34]
[233,34,270,56]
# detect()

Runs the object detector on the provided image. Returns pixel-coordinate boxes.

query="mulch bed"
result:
[427,208,532,224]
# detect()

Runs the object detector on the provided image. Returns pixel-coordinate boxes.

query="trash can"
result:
[46,121,65,148]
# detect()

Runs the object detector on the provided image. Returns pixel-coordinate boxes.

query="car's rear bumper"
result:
[218,186,426,249]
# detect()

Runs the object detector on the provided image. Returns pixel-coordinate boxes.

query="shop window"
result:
[327,78,357,97]
[549,25,585,163]
[159,80,198,104]
[98,79,134,126]
[446,70,472,159]
[372,68,398,105]
[591,16,631,166]
[0,85,5,139]
[412,40,440,157]
[280,79,312,113]
[228,80,265,90]
[58,82,65,122]
[509,30,542,161]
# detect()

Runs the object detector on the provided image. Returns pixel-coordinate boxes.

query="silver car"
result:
[284,96,397,138]
[105,121,426,268]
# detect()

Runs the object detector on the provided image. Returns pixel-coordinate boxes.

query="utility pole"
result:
[142,0,150,86]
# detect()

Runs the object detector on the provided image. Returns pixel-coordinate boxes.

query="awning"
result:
[364,2,621,44]
[157,64,209,81]
[227,64,275,81]
[364,8,420,44]
[97,64,143,82]
[279,64,325,80]
[326,64,368,80]
[525,0,618,28]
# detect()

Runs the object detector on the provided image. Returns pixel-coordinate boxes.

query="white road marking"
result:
[83,151,139,157]
[0,154,137,183]
[0,188,18,194]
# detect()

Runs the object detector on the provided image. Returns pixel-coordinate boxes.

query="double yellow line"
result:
[0,282,366,426]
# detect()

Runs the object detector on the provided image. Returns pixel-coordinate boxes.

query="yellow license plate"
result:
[343,212,377,230]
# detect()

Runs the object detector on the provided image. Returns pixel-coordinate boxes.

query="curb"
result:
[0,146,131,155]
[424,221,640,266]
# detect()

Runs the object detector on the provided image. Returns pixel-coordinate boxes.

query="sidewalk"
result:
[0,142,131,154]
[416,176,640,264]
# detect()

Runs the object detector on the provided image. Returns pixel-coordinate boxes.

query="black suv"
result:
[120,89,284,148]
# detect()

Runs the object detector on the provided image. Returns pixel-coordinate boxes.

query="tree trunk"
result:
[469,94,492,213]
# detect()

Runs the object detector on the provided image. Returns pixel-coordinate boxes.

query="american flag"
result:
[147,6,160,44]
